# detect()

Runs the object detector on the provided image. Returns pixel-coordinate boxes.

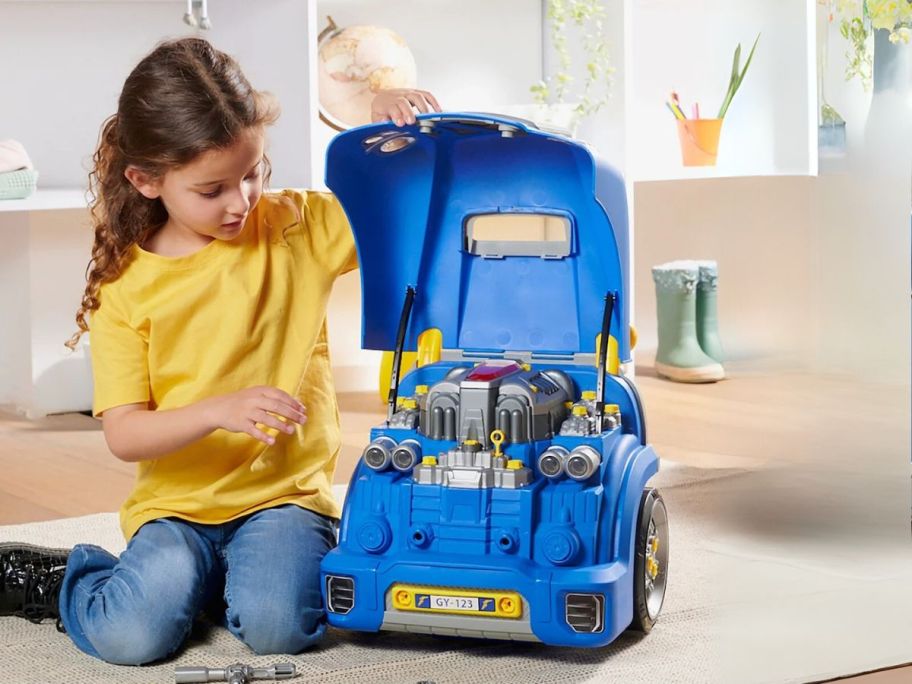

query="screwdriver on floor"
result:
[175,662,296,684]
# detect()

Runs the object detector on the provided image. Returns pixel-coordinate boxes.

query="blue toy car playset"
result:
[320,113,669,647]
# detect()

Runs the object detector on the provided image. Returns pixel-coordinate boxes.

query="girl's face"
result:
[137,127,266,242]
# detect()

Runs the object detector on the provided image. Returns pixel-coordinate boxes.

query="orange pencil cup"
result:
[676,118,723,166]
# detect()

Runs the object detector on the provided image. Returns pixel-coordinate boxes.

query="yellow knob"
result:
[521,363,531,371]
[499,597,515,613]
[581,390,597,401]
[464,439,479,446]
[397,397,417,410]
[416,384,429,395]
[422,456,438,466]
[395,590,411,607]
[564,401,574,409]
[572,405,589,417]
[651,537,659,553]
[605,403,620,414]
[506,459,523,470]
[490,429,505,456]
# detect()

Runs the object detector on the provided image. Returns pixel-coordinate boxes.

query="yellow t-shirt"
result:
[89,190,357,540]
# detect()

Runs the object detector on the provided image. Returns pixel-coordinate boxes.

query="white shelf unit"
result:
[624,0,817,182]
[0,189,89,213]
[0,202,94,418]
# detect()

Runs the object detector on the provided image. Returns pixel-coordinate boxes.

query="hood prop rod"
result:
[595,291,617,429]
[388,285,416,423]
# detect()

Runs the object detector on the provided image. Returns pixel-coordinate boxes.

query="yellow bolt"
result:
[521,363,531,371]
[490,429,505,457]
[564,401,574,409]
[581,390,597,401]
[398,398,417,410]
[395,590,411,606]
[422,456,438,466]
[651,537,659,553]
[605,403,620,414]
[416,384,429,395]
[464,439,478,446]
[506,459,523,470]
[572,405,589,417]
[499,597,515,613]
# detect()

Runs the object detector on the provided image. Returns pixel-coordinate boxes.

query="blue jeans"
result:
[57,504,337,665]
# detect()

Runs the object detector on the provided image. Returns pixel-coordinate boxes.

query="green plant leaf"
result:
[719,33,760,118]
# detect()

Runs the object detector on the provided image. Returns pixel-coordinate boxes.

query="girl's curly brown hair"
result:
[66,37,279,350]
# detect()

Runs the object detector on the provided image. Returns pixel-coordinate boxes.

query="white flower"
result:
[890,26,912,42]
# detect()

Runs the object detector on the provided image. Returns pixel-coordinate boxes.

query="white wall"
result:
[0,0,317,189]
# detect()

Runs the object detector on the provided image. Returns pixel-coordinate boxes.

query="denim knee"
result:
[64,521,216,665]
[229,598,326,655]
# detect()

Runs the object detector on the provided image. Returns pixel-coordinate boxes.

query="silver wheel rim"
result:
[644,497,669,620]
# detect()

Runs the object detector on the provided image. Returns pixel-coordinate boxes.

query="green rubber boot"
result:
[652,261,725,383]
[696,261,725,363]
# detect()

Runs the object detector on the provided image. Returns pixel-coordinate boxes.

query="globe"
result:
[318,18,418,130]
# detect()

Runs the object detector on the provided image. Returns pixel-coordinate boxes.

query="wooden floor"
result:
[1,359,908,682]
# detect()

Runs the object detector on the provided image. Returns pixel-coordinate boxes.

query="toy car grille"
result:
[326,575,355,614]
[565,593,605,633]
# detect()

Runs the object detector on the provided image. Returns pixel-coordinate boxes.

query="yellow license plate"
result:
[389,583,523,619]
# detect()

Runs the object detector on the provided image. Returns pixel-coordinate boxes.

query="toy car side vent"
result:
[565,593,605,634]
[325,576,355,615]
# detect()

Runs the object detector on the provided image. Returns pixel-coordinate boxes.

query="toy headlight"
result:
[566,446,601,481]
[391,440,421,471]
[538,446,569,479]
[362,436,396,470]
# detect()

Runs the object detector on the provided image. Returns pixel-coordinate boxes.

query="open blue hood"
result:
[325,113,631,361]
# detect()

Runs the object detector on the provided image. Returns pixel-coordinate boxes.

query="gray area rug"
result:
[0,466,739,684]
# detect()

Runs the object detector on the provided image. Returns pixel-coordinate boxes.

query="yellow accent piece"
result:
[417,328,443,367]
[416,384,429,395]
[564,401,574,409]
[530,385,539,393]
[581,390,597,401]
[647,559,659,580]
[630,324,638,350]
[490,429,505,457]
[464,439,479,446]
[397,397,417,410]
[651,537,659,553]
[521,363,531,371]
[594,333,620,375]
[422,456,438,466]
[506,459,523,470]
[378,351,418,404]
[389,583,523,619]
[605,403,620,414]
[572,405,589,417]
[394,589,412,608]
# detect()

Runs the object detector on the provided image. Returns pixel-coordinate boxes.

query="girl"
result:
[0,37,440,664]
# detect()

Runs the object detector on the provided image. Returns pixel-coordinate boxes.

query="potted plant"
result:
[838,0,912,90]
[526,0,614,134]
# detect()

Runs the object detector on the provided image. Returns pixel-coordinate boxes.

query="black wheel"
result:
[630,488,669,633]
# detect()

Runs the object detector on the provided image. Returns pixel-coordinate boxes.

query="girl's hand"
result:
[201,386,307,446]
[371,88,442,126]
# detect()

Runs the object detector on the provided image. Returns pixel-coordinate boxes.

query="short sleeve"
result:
[284,190,358,277]
[89,285,150,417]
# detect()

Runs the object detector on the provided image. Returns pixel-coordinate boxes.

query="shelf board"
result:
[0,189,89,213]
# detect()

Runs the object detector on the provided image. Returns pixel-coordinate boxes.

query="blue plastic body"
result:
[320,113,659,647]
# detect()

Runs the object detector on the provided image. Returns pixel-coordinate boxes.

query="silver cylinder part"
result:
[538,446,569,479]
[363,436,396,470]
[391,439,421,471]
[565,445,601,481]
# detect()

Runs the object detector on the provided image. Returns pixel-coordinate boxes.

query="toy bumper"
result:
[321,554,635,647]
